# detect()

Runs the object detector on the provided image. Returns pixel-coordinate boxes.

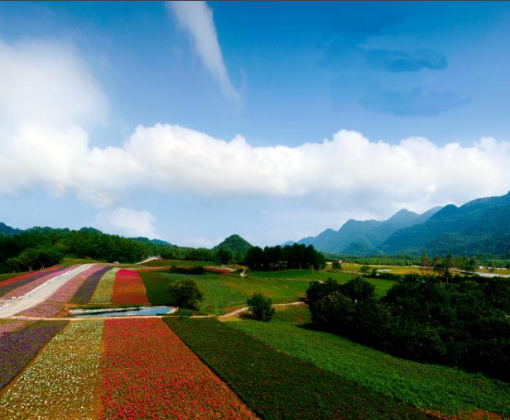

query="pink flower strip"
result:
[0,321,27,338]
[47,265,105,303]
[20,302,63,318]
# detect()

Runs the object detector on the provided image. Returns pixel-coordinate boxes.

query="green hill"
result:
[213,234,253,256]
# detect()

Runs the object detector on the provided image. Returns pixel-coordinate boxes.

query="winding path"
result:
[0,264,93,318]
[219,301,306,318]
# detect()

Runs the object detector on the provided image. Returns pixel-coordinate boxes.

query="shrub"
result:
[170,265,205,275]
[247,293,275,322]
[167,279,203,310]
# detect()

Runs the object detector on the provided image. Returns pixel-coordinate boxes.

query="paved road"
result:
[0,264,93,318]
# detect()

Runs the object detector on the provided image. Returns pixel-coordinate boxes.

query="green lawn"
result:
[227,305,510,416]
[0,273,21,283]
[140,269,369,315]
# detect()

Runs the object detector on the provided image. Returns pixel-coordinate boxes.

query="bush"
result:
[170,265,205,275]
[247,293,275,322]
[167,279,203,310]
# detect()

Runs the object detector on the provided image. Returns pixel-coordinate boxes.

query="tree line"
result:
[245,244,326,271]
[307,274,510,382]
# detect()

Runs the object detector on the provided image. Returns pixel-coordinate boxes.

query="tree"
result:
[247,293,275,321]
[331,261,341,271]
[167,279,203,310]
[421,251,430,268]
[216,248,232,265]
[359,265,371,275]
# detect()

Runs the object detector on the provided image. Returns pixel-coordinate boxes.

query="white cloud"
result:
[3,34,510,240]
[94,207,160,239]
[166,1,239,101]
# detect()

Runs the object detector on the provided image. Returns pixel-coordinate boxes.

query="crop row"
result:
[166,318,430,420]
[111,269,149,305]
[0,320,104,419]
[0,320,28,339]
[0,320,68,390]
[0,266,64,298]
[100,318,256,420]
[19,302,64,317]
[71,266,112,304]
[48,265,105,303]
[90,268,119,304]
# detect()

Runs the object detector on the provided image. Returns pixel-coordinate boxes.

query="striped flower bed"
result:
[0,320,28,339]
[90,268,119,304]
[2,266,75,299]
[0,321,104,420]
[0,266,64,298]
[71,267,112,305]
[204,266,236,275]
[111,269,149,305]
[48,265,104,303]
[19,302,64,318]
[0,321,68,390]
[100,318,256,420]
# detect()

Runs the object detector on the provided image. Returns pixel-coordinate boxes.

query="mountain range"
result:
[291,191,510,257]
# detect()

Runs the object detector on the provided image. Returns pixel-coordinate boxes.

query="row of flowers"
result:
[111,269,149,305]
[0,321,103,420]
[100,318,256,420]
[0,320,28,339]
[0,266,64,298]
[0,320,68,390]
[90,268,120,304]
[71,267,112,305]
[48,265,105,303]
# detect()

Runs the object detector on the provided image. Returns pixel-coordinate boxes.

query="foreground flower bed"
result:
[72,267,112,304]
[204,266,235,275]
[100,318,256,420]
[166,318,429,420]
[0,320,68,390]
[0,320,28,338]
[48,264,105,303]
[2,266,74,299]
[91,268,119,304]
[0,320,104,419]
[0,267,64,298]
[111,269,149,305]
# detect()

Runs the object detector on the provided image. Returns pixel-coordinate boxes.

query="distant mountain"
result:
[295,207,441,254]
[381,191,510,256]
[213,234,253,255]
[131,237,174,247]
[0,222,23,235]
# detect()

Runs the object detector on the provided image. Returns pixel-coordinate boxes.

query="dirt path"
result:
[0,265,94,318]
[219,301,306,318]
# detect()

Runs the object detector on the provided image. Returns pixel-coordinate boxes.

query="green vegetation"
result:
[228,305,510,416]
[246,243,325,271]
[308,274,510,382]
[165,317,428,420]
[167,279,203,310]
[247,293,274,321]
[141,269,362,315]
[0,272,25,282]
[213,234,253,263]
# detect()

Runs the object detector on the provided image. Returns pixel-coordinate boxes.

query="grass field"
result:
[227,305,510,417]
[166,317,428,420]
[140,269,367,314]
[138,259,215,267]
[0,273,21,283]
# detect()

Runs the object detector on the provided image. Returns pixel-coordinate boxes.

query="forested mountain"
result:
[296,207,441,254]
[213,234,253,256]
[381,191,510,256]
[0,222,22,236]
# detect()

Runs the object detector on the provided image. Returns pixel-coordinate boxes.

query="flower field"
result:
[0,321,104,420]
[71,266,112,304]
[19,302,64,318]
[0,320,68,390]
[48,264,105,303]
[166,318,429,420]
[90,268,119,304]
[111,269,149,305]
[0,266,64,298]
[2,266,75,299]
[0,320,28,338]
[100,318,256,420]
[204,266,235,275]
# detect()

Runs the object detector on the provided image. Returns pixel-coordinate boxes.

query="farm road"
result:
[0,264,94,318]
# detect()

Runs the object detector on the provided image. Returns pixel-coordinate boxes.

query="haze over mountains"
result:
[292,191,510,257]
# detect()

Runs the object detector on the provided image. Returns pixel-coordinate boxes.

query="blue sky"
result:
[1,1,510,246]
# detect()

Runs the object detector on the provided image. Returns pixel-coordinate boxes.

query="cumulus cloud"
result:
[94,207,160,239]
[2,34,510,234]
[166,1,238,101]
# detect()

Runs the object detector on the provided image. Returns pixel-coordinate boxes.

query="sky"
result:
[1,1,510,247]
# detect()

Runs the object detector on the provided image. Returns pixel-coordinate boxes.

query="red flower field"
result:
[100,318,257,420]
[111,269,149,305]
